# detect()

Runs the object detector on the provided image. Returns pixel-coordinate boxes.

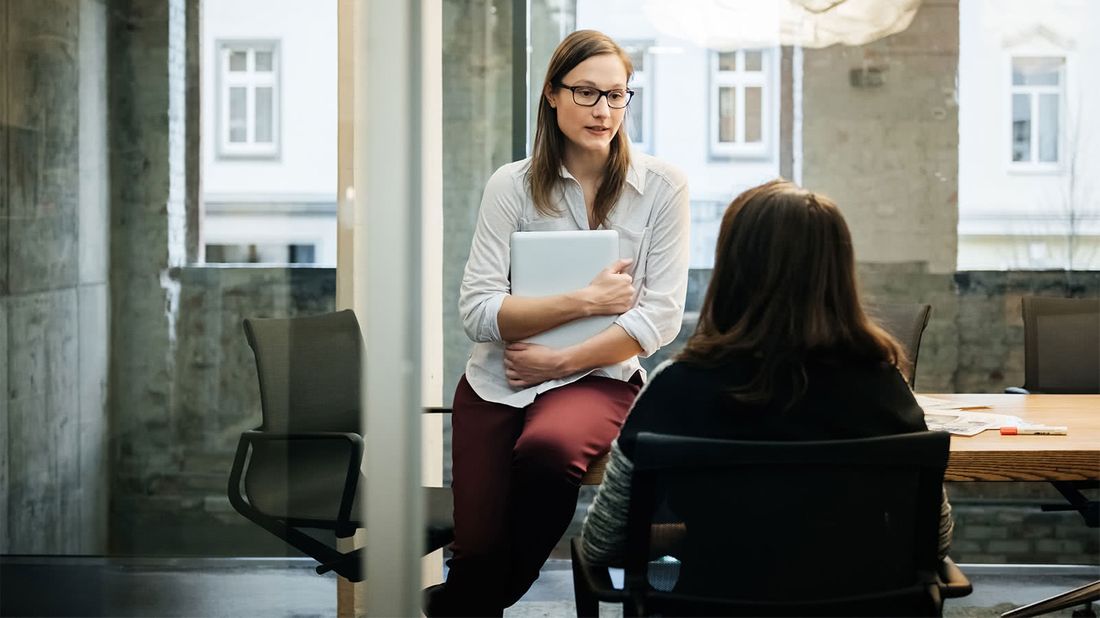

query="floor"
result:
[0,556,1096,617]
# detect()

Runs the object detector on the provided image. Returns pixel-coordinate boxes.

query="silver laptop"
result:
[510,230,621,348]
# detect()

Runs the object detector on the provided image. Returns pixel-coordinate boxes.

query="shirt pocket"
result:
[609,223,651,283]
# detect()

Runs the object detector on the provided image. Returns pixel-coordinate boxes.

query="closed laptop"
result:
[510,230,620,348]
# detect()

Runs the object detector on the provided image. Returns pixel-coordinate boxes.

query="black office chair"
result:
[1007,296,1100,395]
[227,309,453,582]
[1005,296,1098,527]
[999,297,1100,617]
[571,431,971,617]
[867,303,933,387]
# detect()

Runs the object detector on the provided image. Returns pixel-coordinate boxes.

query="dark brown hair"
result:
[678,179,907,408]
[528,30,633,229]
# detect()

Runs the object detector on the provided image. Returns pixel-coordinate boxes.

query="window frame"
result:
[215,39,282,160]
[622,40,655,154]
[708,48,773,160]
[1005,54,1065,174]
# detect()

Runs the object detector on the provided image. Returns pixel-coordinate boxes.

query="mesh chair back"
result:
[243,309,363,432]
[867,303,932,386]
[241,310,364,524]
[1022,297,1100,394]
[624,431,949,616]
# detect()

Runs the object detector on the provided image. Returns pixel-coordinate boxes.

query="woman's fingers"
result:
[606,257,633,274]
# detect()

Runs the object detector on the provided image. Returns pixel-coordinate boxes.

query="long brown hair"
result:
[678,179,907,408]
[528,30,633,229]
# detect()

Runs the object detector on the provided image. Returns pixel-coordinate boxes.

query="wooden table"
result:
[937,394,1100,618]
[937,394,1099,482]
[581,394,1100,485]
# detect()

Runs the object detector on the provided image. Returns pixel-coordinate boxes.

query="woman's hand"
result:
[580,258,635,316]
[503,342,574,388]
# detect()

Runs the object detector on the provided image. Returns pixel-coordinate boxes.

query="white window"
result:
[217,40,280,158]
[710,49,770,158]
[690,200,727,268]
[1009,56,1063,168]
[623,42,654,153]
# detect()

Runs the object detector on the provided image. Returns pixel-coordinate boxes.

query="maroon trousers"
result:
[444,373,641,612]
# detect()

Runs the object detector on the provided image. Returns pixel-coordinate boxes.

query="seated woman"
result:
[580,178,953,567]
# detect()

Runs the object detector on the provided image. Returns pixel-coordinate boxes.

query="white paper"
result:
[917,398,1023,436]
[915,395,993,412]
[923,411,1023,436]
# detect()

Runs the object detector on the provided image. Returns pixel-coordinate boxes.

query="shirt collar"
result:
[625,154,646,195]
[556,151,647,195]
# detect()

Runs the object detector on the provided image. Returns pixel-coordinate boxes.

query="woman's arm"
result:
[497,258,636,342]
[938,486,954,560]
[614,182,691,357]
[503,324,642,388]
[579,363,676,566]
[579,441,634,566]
[459,167,524,344]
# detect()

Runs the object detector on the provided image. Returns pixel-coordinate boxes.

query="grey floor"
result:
[507,561,1100,618]
[1,556,1097,617]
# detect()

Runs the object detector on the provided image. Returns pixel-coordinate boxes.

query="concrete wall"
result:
[0,0,111,554]
[802,0,960,274]
[114,266,336,555]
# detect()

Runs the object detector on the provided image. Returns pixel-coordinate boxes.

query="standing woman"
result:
[430,30,690,616]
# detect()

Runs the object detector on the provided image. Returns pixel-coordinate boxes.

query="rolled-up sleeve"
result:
[615,182,690,357]
[459,166,524,343]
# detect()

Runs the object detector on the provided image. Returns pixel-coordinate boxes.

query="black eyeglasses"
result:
[555,82,634,109]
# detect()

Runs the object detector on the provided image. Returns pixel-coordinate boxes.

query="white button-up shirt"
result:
[459,152,691,407]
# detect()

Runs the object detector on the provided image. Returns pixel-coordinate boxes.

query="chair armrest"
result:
[238,429,363,445]
[937,557,972,598]
[1004,387,1031,395]
[570,537,626,603]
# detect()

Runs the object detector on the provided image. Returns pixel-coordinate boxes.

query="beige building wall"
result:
[802,0,959,274]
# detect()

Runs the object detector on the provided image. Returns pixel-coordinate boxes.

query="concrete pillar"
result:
[441,0,515,403]
[107,0,188,553]
[0,0,111,553]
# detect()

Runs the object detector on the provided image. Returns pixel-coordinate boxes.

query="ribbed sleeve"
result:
[579,441,634,567]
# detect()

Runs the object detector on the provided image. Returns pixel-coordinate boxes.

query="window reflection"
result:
[203,5,335,265]
[1012,93,1030,162]
[1008,56,1063,166]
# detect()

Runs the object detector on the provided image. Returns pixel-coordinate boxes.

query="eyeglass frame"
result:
[554,82,635,109]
